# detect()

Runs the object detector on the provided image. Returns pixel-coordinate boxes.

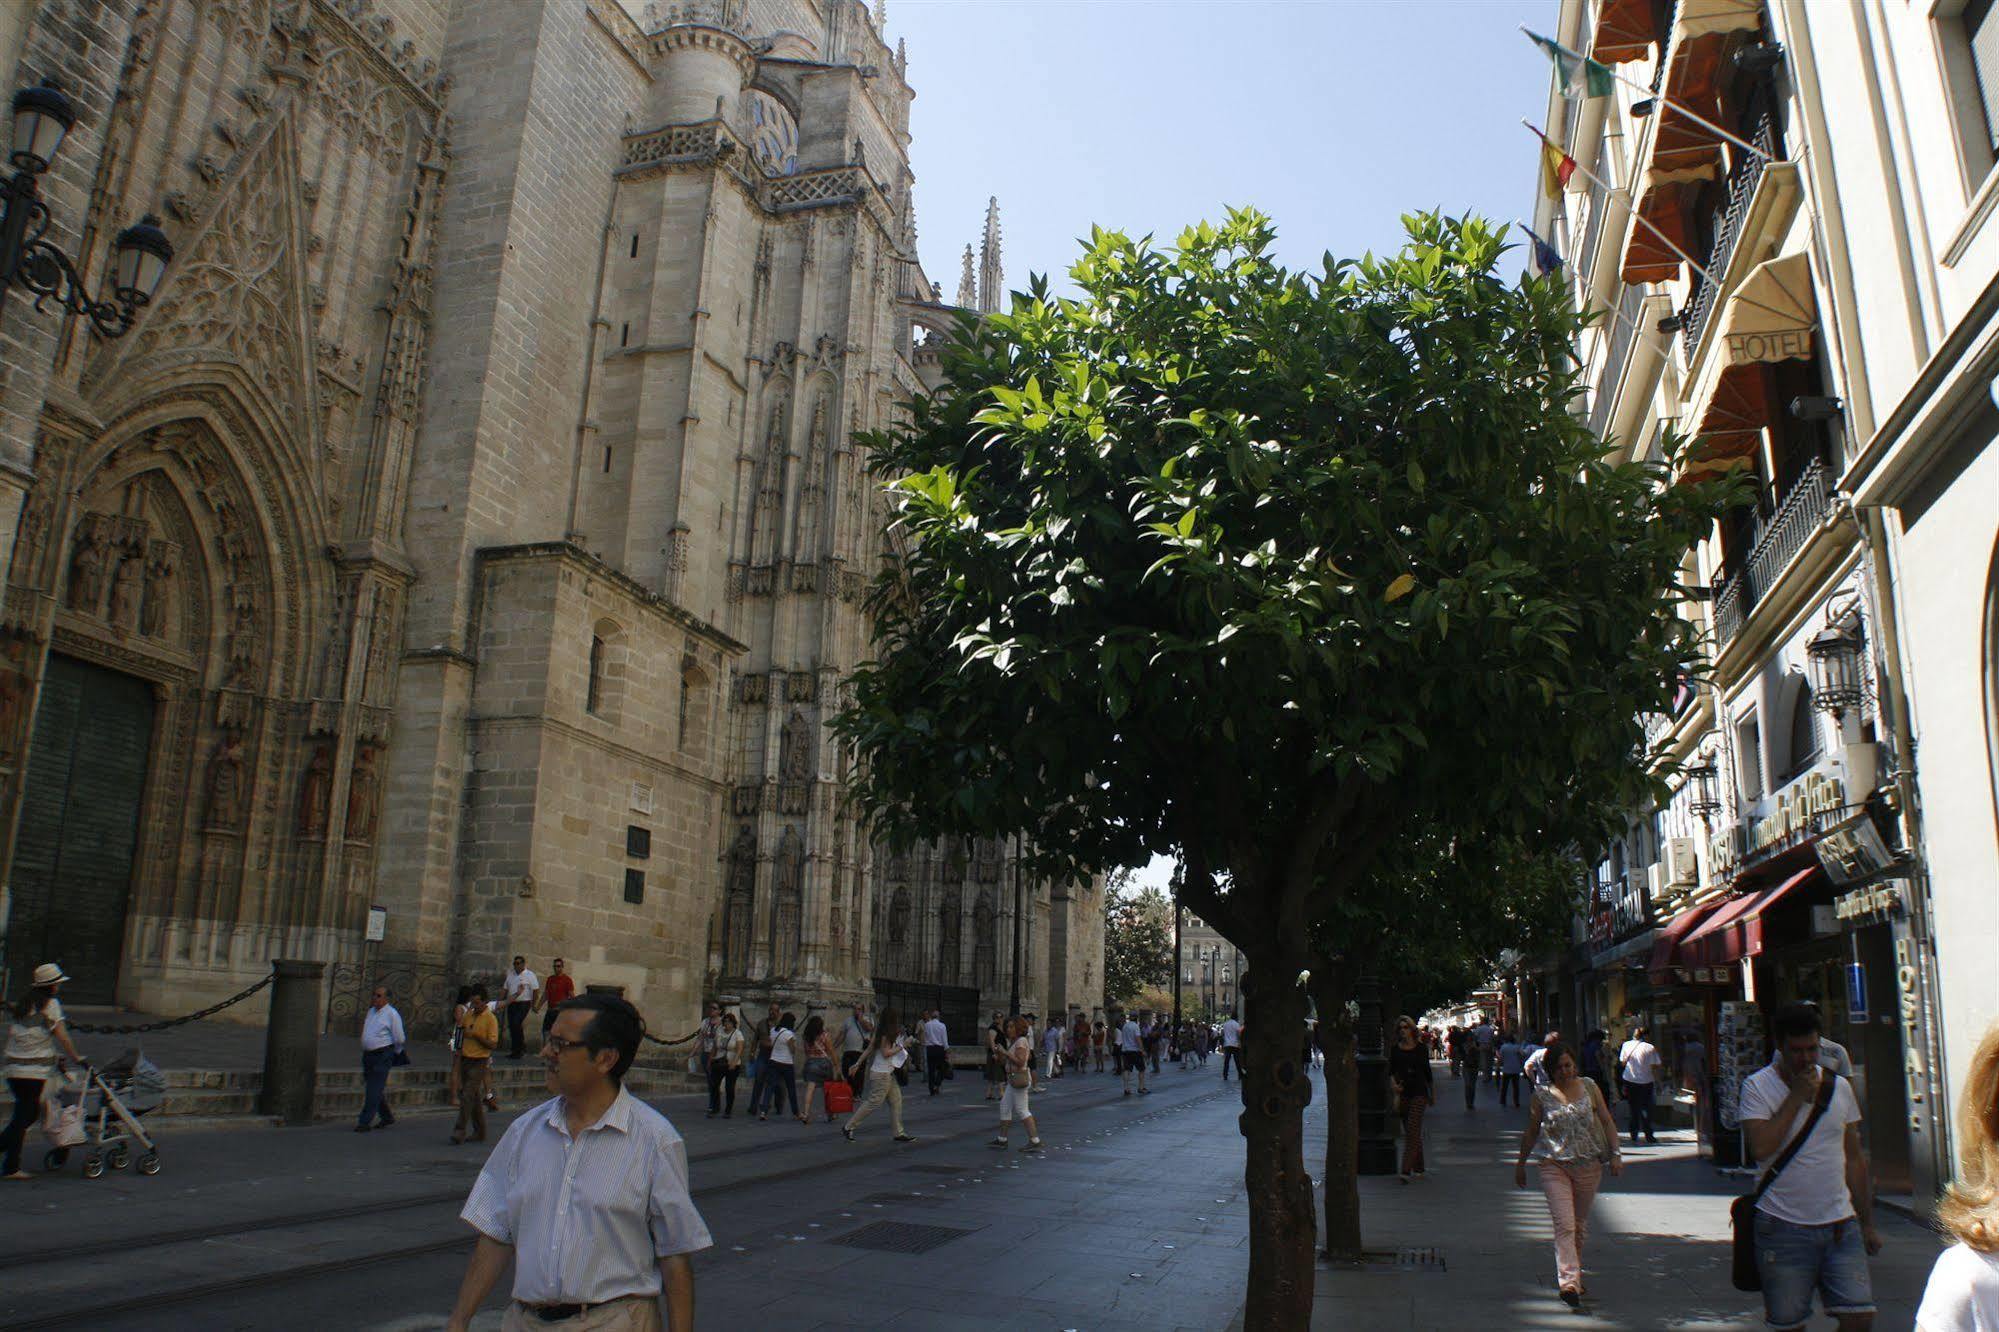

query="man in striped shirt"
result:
[449,994,711,1332]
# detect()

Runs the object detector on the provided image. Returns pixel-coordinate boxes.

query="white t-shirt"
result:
[2,997,64,1080]
[1009,1035,1032,1073]
[769,1027,796,1065]
[1523,1046,1550,1085]
[1818,1036,1854,1078]
[870,1039,910,1075]
[1618,1039,1662,1085]
[503,969,539,1004]
[1119,1020,1141,1053]
[1737,1064,1862,1225]
[1220,1018,1241,1048]
[1918,1243,1999,1331]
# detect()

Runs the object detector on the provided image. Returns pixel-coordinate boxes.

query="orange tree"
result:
[833,210,1727,1328]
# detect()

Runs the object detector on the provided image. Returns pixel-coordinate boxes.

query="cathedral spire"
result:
[874,0,886,29]
[977,196,1002,313]
[956,243,976,309]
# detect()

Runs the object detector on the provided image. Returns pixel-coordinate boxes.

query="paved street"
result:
[0,1059,1943,1331]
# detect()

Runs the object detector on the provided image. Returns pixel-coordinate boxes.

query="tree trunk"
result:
[1239,961,1317,1329]
[1310,966,1362,1261]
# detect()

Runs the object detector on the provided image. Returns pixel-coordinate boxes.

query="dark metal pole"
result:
[0,169,42,325]
[1008,836,1023,1017]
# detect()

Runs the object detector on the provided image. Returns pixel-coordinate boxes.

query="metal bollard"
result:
[260,959,326,1124]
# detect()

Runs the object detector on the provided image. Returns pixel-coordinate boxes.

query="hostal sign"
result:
[1710,773,1845,877]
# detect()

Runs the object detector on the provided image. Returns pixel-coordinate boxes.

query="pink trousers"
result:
[1536,1160,1604,1291]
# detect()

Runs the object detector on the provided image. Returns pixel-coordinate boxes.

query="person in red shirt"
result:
[535,958,576,1039]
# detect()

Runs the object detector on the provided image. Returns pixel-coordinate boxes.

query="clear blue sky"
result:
[895,0,1555,300]
[891,0,1556,891]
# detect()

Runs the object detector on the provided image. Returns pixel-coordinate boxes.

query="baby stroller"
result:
[43,1048,165,1179]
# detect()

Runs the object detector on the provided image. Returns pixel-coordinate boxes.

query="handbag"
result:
[1731,1075,1837,1292]
[1008,1067,1031,1089]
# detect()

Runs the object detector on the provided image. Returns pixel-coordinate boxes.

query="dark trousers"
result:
[506,1002,531,1058]
[757,1062,797,1116]
[1464,1063,1479,1108]
[1221,1048,1240,1081]
[1626,1081,1657,1141]
[2,1077,46,1174]
[1499,1072,1521,1107]
[707,1060,740,1114]
[925,1045,947,1094]
[357,1047,396,1127]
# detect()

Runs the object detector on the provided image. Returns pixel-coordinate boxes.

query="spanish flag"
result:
[1532,123,1576,197]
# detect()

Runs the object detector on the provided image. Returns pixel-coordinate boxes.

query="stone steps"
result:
[143,1060,701,1121]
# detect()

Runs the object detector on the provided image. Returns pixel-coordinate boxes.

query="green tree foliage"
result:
[1103,882,1174,1007]
[834,209,1732,1326]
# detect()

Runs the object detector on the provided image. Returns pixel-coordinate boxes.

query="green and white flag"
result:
[1528,30,1616,99]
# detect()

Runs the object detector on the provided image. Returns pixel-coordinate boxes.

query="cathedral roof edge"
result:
[477,540,747,653]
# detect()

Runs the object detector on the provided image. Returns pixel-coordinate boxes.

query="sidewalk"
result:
[1304,1076,1940,1330]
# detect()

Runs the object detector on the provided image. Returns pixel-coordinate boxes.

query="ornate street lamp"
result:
[0,79,173,336]
[1807,620,1867,722]
[1685,754,1722,828]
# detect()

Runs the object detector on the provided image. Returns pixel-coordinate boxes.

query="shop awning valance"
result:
[1682,865,1819,968]
[1646,901,1717,982]
[1676,0,1764,40]
[1714,251,1816,369]
[1593,0,1661,63]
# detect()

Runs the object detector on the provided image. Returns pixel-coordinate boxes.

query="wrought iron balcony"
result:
[1711,455,1832,647]
[1651,0,1679,92]
[1681,110,1780,358]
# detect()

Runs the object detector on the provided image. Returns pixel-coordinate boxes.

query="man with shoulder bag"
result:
[1732,1003,1883,1331]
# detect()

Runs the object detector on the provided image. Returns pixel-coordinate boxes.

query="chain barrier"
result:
[66,969,276,1035]
[641,1025,701,1048]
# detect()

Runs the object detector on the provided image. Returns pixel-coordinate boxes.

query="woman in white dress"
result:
[1919,1023,1999,1330]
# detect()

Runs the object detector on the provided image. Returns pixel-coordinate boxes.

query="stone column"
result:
[259,959,326,1125]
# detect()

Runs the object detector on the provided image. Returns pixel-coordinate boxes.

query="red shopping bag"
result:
[822,1078,853,1115]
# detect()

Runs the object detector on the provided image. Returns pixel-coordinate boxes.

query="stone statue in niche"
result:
[771,826,803,975]
[66,531,108,613]
[204,735,247,829]
[345,746,380,841]
[140,542,178,638]
[107,552,144,630]
[297,745,332,837]
[778,707,812,782]
[0,637,31,765]
[723,824,757,975]
[10,492,48,585]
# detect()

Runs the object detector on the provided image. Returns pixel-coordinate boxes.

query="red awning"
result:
[1646,901,1716,982]
[1683,866,1819,968]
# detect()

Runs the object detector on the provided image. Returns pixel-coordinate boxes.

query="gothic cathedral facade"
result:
[0,0,1102,1040]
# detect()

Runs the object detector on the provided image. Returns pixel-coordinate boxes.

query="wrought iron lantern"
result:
[1807,620,1866,721]
[1685,754,1721,827]
[0,78,172,336]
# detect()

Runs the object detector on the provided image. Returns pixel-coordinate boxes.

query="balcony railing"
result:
[1651,0,1679,92]
[1588,283,1646,442]
[1681,110,1780,357]
[1711,455,1832,646]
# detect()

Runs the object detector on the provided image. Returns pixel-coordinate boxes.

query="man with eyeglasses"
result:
[355,984,406,1133]
[450,994,711,1332]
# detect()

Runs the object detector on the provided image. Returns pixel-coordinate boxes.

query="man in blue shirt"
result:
[356,985,406,1133]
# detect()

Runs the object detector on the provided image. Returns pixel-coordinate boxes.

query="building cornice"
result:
[477,540,747,653]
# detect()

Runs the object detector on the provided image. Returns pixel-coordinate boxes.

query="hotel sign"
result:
[1710,773,1847,877]
[1726,327,1812,364]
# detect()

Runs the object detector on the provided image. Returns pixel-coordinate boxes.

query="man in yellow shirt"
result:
[453,987,500,1145]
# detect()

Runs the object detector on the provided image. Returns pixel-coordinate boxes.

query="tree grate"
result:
[827,1221,980,1254]
[1353,1247,1446,1273]
[859,1190,952,1206]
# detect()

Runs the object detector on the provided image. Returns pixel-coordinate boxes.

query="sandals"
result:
[842,1125,855,1141]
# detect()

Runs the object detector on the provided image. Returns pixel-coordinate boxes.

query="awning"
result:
[1622,178,1699,284]
[1713,252,1816,369]
[1676,253,1818,483]
[1683,865,1819,968]
[1646,901,1717,983]
[1593,0,1661,63]
[1677,0,1764,40]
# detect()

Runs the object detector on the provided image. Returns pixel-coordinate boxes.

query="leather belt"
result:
[517,1302,588,1323]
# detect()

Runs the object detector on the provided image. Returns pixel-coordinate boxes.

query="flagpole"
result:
[1520,120,1801,331]
[1522,25,1775,165]
[1512,219,1679,364]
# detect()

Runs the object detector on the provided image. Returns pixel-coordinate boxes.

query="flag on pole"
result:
[1531,123,1576,197]
[1518,223,1563,277]
[1528,29,1616,99]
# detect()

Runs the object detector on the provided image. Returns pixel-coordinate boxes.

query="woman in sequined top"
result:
[1513,1041,1623,1308]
